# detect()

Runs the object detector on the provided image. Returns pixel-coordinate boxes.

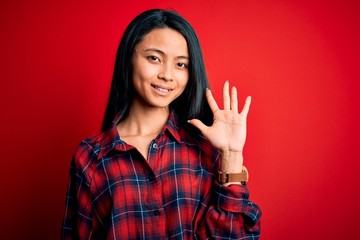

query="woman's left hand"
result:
[188,81,251,173]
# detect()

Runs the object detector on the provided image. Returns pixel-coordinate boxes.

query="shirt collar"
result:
[97,112,181,159]
[164,111,181,143]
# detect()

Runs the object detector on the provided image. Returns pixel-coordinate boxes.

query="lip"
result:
[151,84,174,95]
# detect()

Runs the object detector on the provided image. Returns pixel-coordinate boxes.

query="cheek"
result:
[132,58,158,83]
[176,72,189,89]
[132,66,149,83]
[142,63,159,77]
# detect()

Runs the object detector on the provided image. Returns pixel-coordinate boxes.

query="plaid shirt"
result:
[61,113,261,239]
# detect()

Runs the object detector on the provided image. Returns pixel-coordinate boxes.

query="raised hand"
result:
[188,81,251,173]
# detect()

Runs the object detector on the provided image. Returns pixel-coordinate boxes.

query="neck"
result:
[117,98,170,137]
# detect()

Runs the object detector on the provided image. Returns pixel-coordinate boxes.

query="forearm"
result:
[196,182,261,239]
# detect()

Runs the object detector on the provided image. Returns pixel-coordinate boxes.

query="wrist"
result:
[220,150,244,173]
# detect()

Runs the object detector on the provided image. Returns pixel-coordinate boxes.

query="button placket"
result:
[148,140,164,214]
[147,140,158,163]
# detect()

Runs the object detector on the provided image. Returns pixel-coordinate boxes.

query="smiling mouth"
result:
[151,84,173,92]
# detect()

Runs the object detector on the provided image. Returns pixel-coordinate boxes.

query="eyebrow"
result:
[143,48,189,60]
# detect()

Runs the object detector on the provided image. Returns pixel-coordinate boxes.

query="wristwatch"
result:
[218,166,248,185]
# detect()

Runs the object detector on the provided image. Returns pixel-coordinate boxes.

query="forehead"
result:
[136,28,188,56]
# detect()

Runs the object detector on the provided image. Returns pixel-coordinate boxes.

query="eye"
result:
[176,62,188,69]
[147,56,160,62]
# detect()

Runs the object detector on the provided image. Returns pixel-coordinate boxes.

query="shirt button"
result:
[148,174,156,182]
[154,210,161,216]
[152,143,158,149]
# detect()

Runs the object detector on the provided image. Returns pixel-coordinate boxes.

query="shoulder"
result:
[74,132,105,158]
[72,129,117,173]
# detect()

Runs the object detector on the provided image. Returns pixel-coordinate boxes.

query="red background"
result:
[1,0,359,239]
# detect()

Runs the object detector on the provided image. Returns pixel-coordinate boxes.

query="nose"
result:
[158,64,173,82]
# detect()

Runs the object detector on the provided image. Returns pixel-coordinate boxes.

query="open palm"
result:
[189,81,251,155]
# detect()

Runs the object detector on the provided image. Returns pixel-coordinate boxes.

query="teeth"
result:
[155,86,170,92]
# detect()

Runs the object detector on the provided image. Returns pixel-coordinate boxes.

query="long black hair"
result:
[102,9,213,132]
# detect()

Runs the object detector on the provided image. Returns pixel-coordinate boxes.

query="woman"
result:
[62,9,261,239]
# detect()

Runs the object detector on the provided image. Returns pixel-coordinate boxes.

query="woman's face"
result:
[131,28,189,110]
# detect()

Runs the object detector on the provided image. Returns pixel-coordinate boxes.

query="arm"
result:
[189,81,261,238]
[61,149,94,239]
[195,182,261,239]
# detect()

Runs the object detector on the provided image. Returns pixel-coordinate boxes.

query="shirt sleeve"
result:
[196,181,261,239]
[194,136,262,239]
[61,153,94,239]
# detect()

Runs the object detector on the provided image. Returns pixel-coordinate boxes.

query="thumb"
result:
[188,119,209,136]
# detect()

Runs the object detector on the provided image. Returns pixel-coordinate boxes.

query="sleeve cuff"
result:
[214,181,250,213]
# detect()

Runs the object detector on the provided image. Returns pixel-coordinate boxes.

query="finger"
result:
[205,89,220,113]
[223,81,230,110]
[240,96,252,118]
[231,86,238,113]
[188,119,209,136]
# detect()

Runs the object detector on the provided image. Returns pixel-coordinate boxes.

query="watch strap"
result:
[218,166,248,185]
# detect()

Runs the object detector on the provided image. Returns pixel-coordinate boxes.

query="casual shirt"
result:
[61,113,261,239]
